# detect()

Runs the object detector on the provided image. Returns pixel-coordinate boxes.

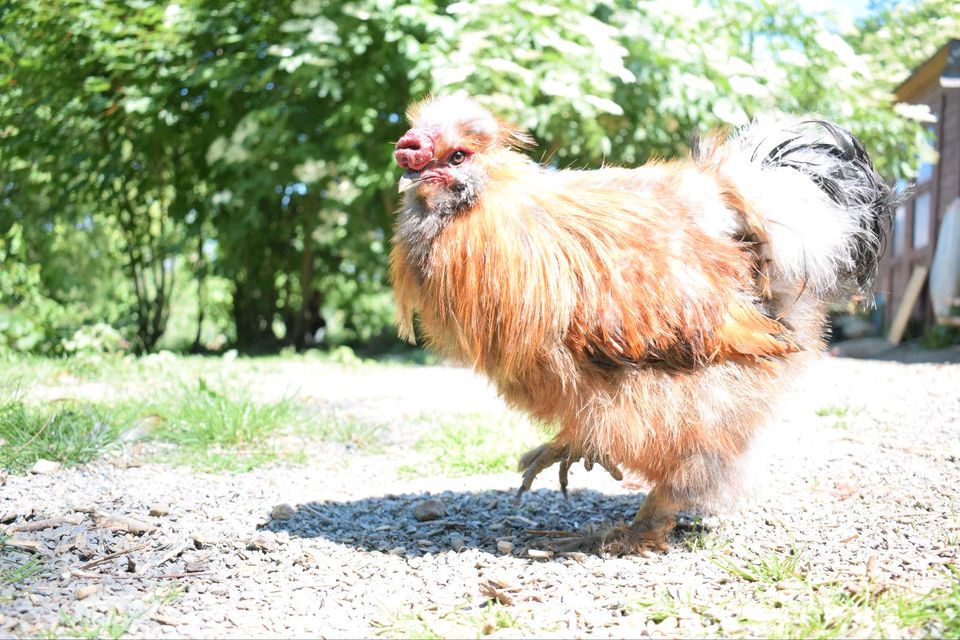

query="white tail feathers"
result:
[709,119,901,301]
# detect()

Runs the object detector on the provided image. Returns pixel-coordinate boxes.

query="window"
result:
[913,192,931,249]
[917,124,936,184]
[893,204,907,256]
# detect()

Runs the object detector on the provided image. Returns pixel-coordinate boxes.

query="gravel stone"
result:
[269,504,296,521]
[412,498,446,522]
[29,459,61,474]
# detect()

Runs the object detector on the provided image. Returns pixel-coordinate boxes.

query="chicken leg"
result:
[554,483,679,555]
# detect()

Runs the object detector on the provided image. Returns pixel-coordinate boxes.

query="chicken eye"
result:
[449,150,468,165]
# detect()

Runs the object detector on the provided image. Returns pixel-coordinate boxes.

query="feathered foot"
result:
[516,441,623,501]
[551,485,679,556]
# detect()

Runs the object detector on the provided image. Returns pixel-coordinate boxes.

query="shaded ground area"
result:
[1,354,958,638]
[830,336,960,364]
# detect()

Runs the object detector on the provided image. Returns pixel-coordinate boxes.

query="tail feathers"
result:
[756,120,902,294]
[708,119,906,301]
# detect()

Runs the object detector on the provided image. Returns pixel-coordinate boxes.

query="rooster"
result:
[389,94,898,554]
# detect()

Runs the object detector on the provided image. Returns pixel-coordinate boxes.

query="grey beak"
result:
[398,171,418,193]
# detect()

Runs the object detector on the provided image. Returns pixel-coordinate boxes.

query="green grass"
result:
[815,405,852,418]
[894,569,960,637]
[815,405,859,430]
[707,546,960,638]
[760,578,960,639]
[149,581,184,606]
[0,353,400,474]
[0,394,120,473]
[400,412,543,478]
[1,534,48,607]
[138,378,304,472]
[0,357,538,477]
[711,547,807,586]
[0,537,46,588]
[373,601,528,638]
[54,611,135,640]
[308,410,388,451]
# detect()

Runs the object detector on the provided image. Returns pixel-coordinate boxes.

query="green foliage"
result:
[0,0,946,353]
[922,325,960,349]
[852,0,960,91]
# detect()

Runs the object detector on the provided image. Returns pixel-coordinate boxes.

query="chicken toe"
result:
[551,484,679,556]
[516,442,569,501]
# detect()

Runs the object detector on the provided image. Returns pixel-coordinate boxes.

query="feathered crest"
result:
[405,93,536,152]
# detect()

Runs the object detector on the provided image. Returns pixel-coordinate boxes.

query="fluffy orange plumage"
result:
[389,94,896,553]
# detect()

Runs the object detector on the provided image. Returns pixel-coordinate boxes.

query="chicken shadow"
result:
[266,488,703,558]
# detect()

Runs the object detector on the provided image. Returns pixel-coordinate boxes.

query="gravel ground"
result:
[2,353,958,638]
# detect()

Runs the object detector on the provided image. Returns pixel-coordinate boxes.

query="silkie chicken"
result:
[389,94,899,554]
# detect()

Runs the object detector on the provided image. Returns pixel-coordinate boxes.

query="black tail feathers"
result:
[759,120,906,295]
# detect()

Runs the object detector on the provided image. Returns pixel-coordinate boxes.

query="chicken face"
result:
[393,95,529,216]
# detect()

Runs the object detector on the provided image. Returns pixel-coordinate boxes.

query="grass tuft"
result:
[309,410,388,451]
[815,405,852,418]
[0,537,46,588]
[893,568,960,637]
[55,610,135,640]
[372,601,528,638]
[711,548,806,585]
[138,378,303,473]
[0,394,119,473]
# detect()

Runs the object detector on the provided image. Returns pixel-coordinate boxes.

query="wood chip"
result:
[3,539,42,553]
[78,542,149,570]
[74,585,99,600]
[479,580,516,606]
[527,549,554,559]
[151,614,182,627]
[95,513,156,535]
[6,514,84,533]
[508,515,537,527]
[153,543,190,569]
[866,554,879,580]
[149,504,171,517]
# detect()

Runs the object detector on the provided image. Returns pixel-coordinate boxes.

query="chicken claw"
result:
[515,442,624,501]
[516,442,570,502]
[550,485,679,556]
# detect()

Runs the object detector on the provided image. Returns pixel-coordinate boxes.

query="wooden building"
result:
[877,38,960,332]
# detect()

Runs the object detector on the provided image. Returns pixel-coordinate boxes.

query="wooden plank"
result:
[936,315,960,327]
[888,265,929,345]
